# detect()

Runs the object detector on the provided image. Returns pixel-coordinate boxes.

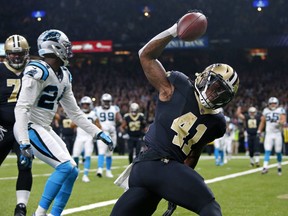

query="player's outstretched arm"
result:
[138,23,177,101]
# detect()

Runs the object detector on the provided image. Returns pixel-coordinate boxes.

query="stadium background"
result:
[1,0,287,154]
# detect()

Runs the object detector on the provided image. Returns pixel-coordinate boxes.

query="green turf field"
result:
[1,154,287,216]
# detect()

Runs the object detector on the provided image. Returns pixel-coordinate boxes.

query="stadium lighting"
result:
[142,6,151,18]
[253,0,269,11]
[31,10,46,21]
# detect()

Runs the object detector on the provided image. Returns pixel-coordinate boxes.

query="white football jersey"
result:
[262,107,286,133]
[94,105,120,132]
[14,60,100,143]
[76,110,97,138]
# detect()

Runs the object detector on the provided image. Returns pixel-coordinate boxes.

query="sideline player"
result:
[119,102,146,163]
[94,93,122,178]
[236,106,261,167]
[0,35,32,216]
[258,97,286,175]
[72,96,101,182]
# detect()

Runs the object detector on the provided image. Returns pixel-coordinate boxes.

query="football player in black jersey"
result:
[120,103,146,163]
[110,12,239,216]
[0,35,32,216]
[236,106,261,167]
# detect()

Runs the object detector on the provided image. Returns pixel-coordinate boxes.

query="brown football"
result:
[177,12,208,41]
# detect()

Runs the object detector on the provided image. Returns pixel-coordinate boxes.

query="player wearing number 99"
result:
[94,93,123,178]
[13,29,113,216]
[110,12,239,216]
[0,35,31,216]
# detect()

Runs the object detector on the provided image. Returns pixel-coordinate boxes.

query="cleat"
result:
[14,203,26,216]
[261,168,268,174]
[82,175,90,182]
[278,168,282,176]
[96,168,103,178]
[250,163,254,167]
[106,170,114,178]
[255,163,260,167]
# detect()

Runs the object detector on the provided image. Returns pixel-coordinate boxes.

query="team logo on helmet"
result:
[43,31,61,42]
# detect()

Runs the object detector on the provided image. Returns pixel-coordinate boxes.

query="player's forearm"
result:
[14,105,30,144]
[184,146,203,169]
[257,118,265,133]
[60,90,102,136]
[138,24,177,60]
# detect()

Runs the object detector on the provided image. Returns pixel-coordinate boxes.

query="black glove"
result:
[96,131,114,151]
[162,201,177,216]
[0,125,7,142]
[19,144,34,168]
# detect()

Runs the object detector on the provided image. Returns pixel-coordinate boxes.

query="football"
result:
[177,12,208,41]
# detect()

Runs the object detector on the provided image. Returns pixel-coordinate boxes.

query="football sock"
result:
[39,161,77,210]
[98,154,104,168]
[219,150,224,164]
[255,155,260,163]
[214,148,219,163]
[50,166,78,216]
[16,190,30,205]
[84,156,91,176]
[106,156,112,170]
[35,205,47,216]
[276,152,282,163]
[73,157,79,167]
[264,150,271,163]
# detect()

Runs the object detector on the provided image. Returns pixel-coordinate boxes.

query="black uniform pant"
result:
[0,129,33,191]
[127,137,142,163]
[248,134,260,158]
[110,159,221,216]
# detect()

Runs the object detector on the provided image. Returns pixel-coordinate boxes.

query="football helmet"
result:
[195,63,239,109]
[130,103,139,115]
[101,93,112,109]
[268,97,279,110]
[37,29,73,66]
[4,35,30,70]
[248,106,257,118]
[80,96,93,113]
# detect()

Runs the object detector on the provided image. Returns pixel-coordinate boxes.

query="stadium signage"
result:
[166,37,208,49]
[72,40,112,53]
[0,43,4,56]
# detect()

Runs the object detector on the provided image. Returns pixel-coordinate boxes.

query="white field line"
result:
[2,155,287,215]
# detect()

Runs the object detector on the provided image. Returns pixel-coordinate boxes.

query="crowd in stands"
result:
[69,49,288,121]
[66,48,288,154]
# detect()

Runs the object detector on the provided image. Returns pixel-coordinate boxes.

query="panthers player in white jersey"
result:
[13,29,113,216]
[72,96,101,183]
[94,93,122,178]
[258,97,286,175]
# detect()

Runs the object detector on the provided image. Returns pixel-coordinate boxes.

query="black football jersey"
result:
[124,112,146,138]
[0,63,22,128]
[244,113,261,136]
[144,71,226,163]
[60,114,75,136]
